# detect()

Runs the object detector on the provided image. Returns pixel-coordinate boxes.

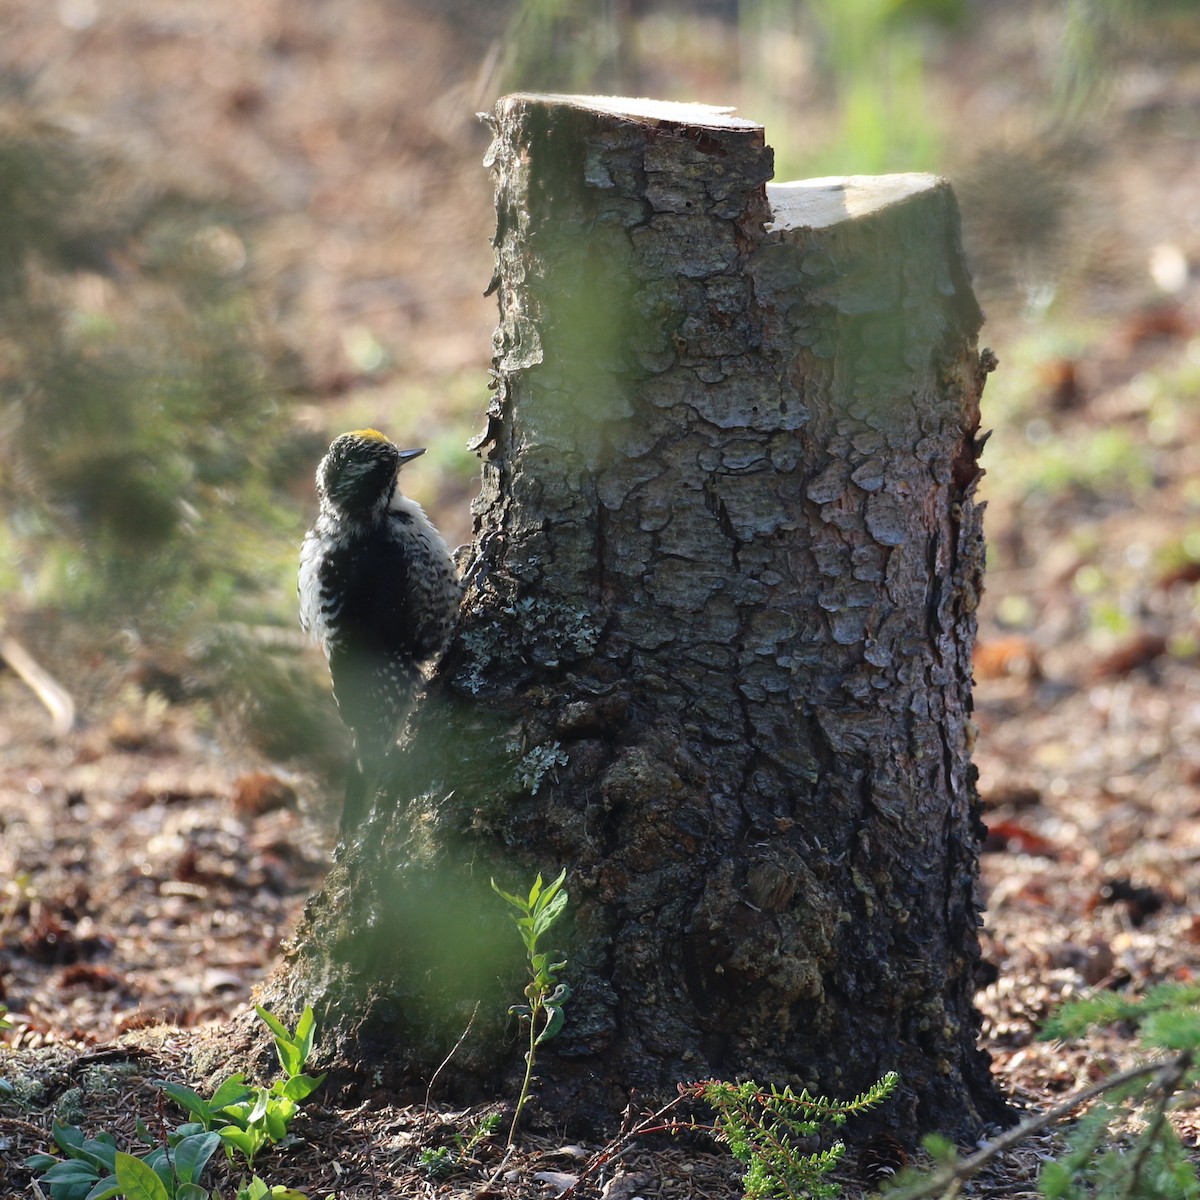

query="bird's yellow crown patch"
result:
[347,428,391,443]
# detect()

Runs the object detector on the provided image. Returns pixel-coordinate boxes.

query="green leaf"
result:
[43,1160,100,1182]
[219,1126,259,1157]
[77,1135,119,1174]
[536,1002,566,1045]
[172,1131,222,1184]
[26,1152,59,1170]
[171,1123,210,1142]
[151,1155,177,1196]
[534,869,567,913]
[294,1004,315,1040]
[258,1003,307,1080]
[293,1005,317,1063]
[218,1100,253,1129]
[274,1041,303,1079]
[247,1087,273,1125]
[176,1185,211,1200]
[142,1146,170,1173]
[83,1175,122,1200]
[280,1072,326,1102]
[46,1176,94,1200]
[921,1132,959,1165]
[255,996,317,1082]
[209,1074,252,1110]
[490,877,525,911]
[264,1105,289,1142]
[254,1005,291,1042]
[157,1080,214,1126]
[53,1122,88,1152]
[1039,1158,1072,1199]
[1141,1008,1200,1050]
[114,1152,171,1200]
[533,892,568,937]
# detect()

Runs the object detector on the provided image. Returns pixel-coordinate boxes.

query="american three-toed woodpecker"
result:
[299,429,461,828]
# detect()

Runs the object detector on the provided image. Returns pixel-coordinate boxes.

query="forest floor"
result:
[2,2,1200,1198]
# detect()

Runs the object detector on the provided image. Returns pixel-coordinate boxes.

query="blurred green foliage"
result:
[0,105,303,634]
[0,94,348,769]
[1053,0,1200,125]
[0,90,316,612]
[501,0,956,178]
[785,0,946,177]
[983,321,1200,516]
[495,0,1196,317]
[501,0,631,94]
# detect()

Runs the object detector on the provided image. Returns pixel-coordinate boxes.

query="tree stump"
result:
[262,94,1004,1140]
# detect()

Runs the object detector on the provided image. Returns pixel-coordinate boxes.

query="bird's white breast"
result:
[298,516,336,645]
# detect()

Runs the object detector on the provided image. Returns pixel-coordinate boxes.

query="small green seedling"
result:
[417,1146,455,1180]
[27,1006,326,1200]
[694,1073,899,1200]
[158,1007,324,1170]
[418,1111,502,1180]
[158,1006,323,1165]
[26,1121,222,1200]
[490,869,571,1146]
[228,1176,316,1200]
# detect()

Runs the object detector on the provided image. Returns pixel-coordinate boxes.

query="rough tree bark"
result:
[261,94,1005,1140]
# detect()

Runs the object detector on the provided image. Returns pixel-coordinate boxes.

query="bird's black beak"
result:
[398,447,426,464]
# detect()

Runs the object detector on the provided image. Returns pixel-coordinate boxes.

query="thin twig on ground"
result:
[422,1001,479,1117]
[885,1055,1188,1200]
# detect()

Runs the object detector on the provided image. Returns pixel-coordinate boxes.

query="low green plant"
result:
[230,1178,318,1200]
[1039,980,1200,1046]
[26,1006,326,1200]
[418,1112,503,1180]
[158,1006,325,1169]
[490,868,571,1146]
[1036,983,1200,1200]
[692,1074,899,1200]
[26,1121,222,1200]
[560,1071,899,1199]
[112,1148,318,1200]
[0,871,35,944]
[885,982,1200,1200]
[417,1145,455,1180]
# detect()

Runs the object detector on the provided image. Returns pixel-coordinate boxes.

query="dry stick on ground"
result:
[884,1053,1192,1200]
[0,631,75,735]
[1111,1051,1193,1198]
[558,1091,695,1199]
[422,1001,480,1118]
[0,1116,53,1140]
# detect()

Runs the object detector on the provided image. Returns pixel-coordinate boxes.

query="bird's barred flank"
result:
[298,429,462,834]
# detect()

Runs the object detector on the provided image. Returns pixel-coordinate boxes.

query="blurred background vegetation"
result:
[0,0,1196,773]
